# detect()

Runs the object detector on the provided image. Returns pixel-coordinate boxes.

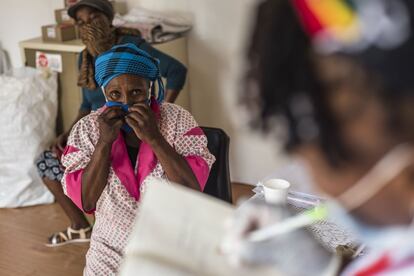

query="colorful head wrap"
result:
[291,0,414,92]
[95,43,165,103]
[291,0,410,54]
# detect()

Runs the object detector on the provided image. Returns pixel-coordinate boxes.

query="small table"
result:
[246,192,359,253]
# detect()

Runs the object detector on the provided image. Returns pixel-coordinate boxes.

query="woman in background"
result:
[36,0,187,246]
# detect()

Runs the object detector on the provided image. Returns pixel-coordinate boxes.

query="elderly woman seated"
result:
[61,43,215,275]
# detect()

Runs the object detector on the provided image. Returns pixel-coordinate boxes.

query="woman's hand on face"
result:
[97,107,125,144]
[125,103,162,145]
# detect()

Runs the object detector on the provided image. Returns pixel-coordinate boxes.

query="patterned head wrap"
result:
[95,43,165,103]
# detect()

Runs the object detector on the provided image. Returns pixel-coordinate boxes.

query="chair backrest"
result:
[201,127,232,203]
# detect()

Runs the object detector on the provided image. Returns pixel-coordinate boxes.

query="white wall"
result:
[0,0,63,67]
[0,0,289,184]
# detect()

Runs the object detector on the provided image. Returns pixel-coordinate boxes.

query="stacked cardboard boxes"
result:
[41,6,77,42]
[41,1,127,42]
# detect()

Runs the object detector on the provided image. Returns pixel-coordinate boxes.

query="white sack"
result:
[0,67,57,207]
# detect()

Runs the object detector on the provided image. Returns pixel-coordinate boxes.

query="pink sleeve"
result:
[61,115,99,214]
[171,106,216,191]
[185,155,210,191]
[65,169,95,214]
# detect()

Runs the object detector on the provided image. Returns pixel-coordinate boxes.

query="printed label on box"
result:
[61,10,71,21]
[47,27,56,38]
[36,51,63,73]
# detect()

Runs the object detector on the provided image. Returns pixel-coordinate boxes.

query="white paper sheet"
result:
[119,177,280,276]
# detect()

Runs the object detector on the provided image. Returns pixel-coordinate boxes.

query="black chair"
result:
[201,127,232,203]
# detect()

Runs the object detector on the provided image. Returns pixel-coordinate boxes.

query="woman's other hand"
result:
[221,201,286,266]
[97,107,125,144]
[126,103,162,145]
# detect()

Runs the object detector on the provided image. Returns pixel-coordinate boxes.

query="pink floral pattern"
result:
[61,103,215,276]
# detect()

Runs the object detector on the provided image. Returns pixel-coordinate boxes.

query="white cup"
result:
[262,179,291,204]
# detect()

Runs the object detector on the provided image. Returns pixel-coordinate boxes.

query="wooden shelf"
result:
[19,37,85,65]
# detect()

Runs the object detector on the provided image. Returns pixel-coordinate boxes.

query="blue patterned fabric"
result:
[36,150,64,182]
[95,43,165,103]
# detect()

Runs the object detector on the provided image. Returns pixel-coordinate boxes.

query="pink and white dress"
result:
[61,101,215,275]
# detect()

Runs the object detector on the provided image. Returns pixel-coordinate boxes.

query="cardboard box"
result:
[42,24,77,42]
[55,9,75,24]
[110,1,127,15]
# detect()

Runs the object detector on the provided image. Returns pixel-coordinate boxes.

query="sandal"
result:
[46,226,92,247]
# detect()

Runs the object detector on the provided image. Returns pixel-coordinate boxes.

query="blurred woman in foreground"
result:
[227,0,414,274]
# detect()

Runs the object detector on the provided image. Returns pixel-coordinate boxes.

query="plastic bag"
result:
[0,67,57,207]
